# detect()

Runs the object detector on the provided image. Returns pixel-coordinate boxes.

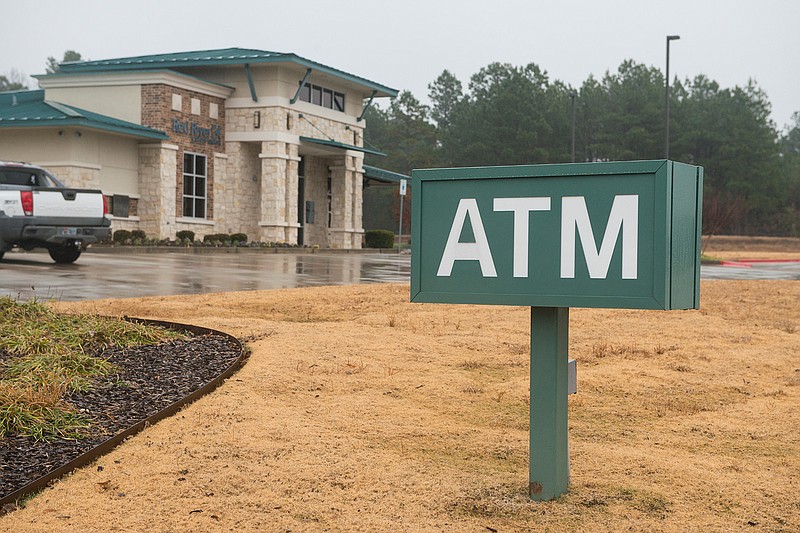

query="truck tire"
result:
[49,246,82,264]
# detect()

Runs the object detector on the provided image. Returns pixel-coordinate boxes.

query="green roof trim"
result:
[363,165,410,184]
[35,68,235,93]
[0,90,168,140]
[300,136,386,157]
[59,47,398,97]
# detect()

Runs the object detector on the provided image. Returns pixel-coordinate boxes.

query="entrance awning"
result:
[363,165,410,186]
[300,136,386,157]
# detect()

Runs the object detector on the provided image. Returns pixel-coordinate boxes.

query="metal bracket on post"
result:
[244,63,258,103]
[529,307,570,501]
[357,90,378,122]
[290,68,313,105]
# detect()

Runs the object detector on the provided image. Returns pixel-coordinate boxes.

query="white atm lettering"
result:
[560,195,638,279]
[493,197,551,277]
[437,198,497,277]
[436,195,639,280]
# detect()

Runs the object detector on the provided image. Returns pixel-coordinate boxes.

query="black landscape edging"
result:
[0,319,246,510]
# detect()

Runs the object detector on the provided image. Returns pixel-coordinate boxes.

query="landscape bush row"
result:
[111,230,302,248]
[109,229,401,248]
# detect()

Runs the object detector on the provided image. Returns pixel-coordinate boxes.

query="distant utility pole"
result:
[664,35,680,159]
[569,92,577,163]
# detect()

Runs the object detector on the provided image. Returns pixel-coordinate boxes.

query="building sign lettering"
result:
[172,119,222,146]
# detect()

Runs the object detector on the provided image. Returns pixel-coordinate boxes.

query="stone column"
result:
[225,141,261,239]
[138,143,178,239]
[351,155,365,249]
[284,143,301,244]
[258,141,301,244]
[258,141,288,243]
[213,152,229,229]
[328,153,363,249]
[328,156,351,249]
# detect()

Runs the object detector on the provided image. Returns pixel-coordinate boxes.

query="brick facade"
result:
[141,84,226,221]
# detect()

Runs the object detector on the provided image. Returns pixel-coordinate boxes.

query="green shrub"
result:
[176,230,195,242]
[365,229,394,249]
[230,233,248,244]
[203,233,229,244]
[112,230,131,244]
[130,230,147,241]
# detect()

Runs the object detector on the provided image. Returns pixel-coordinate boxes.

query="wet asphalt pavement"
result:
[1,249,797,302]
[0,249,411,302]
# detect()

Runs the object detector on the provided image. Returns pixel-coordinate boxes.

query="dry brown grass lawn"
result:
[2,279,799,532]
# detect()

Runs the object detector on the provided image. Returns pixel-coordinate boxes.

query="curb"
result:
[84,245,401,255]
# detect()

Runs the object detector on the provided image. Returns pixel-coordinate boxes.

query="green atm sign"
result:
[411,160,703,310]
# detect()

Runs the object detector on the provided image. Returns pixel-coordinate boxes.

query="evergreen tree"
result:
[45,50,83,74]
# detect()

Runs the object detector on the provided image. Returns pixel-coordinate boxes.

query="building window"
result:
[333,92,345,112]
[191,98,201,115]
[183,152,207,218]
[299,82,345,113]
[209,102,219,119]
[172,94,182,112]
[299,83,311,103]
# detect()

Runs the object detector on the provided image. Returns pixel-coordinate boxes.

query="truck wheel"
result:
[49,246,82,264]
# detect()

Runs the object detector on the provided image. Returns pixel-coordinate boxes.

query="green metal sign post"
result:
[529,307,569,499]
[411,160,703,501]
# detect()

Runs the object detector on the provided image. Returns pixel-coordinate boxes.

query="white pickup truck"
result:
[0,161,111,263]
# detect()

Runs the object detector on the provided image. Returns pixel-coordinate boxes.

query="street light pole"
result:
[569,92,577,163]
[664,35,680,159]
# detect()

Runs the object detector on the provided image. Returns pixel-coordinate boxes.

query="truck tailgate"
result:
[32,189,105,218]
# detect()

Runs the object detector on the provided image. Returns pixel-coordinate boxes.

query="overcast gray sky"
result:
[3,0,798,129]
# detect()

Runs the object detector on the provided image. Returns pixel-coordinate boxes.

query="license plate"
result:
[59,227,78,236]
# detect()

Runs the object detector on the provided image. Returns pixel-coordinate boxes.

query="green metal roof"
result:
[300,136,386,157]
[58,47,398,97]
[363,165,410,185]
[0,90,169,140]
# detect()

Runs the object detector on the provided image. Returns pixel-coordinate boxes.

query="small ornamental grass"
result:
[0,297,185,441]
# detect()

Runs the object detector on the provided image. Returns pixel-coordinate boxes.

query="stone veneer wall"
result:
[227,107,363,145]
[46,164,101,190]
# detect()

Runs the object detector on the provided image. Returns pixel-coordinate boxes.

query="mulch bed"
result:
[0,333,241,503]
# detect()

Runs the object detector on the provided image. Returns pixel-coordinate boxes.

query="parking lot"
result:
[1,249,798,302]
[0,250,411,302]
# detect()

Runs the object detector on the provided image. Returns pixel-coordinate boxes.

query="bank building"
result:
[0,48,400,248]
